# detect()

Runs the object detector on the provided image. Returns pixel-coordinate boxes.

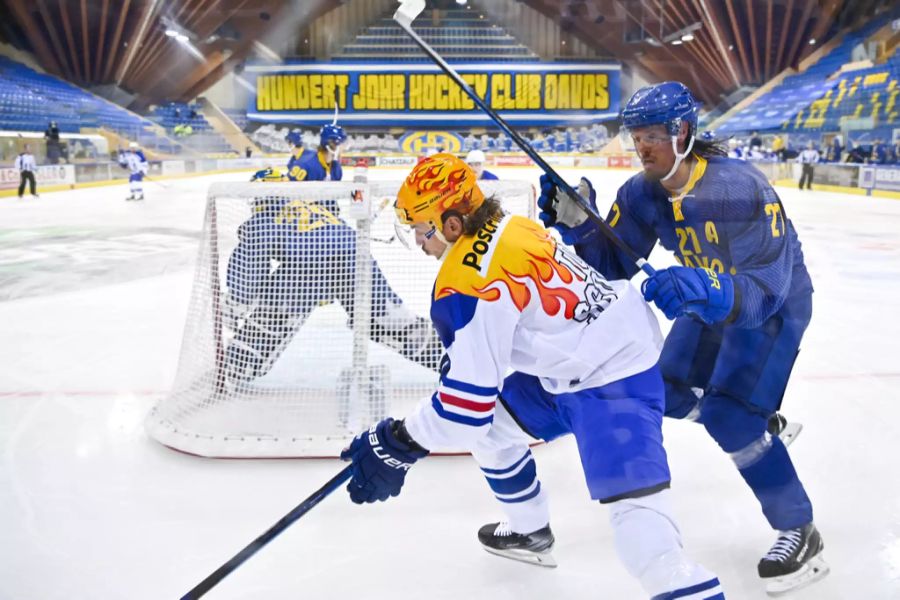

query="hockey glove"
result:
[642,266,736,324]
[537,174,597,245]
[340,418,429,504]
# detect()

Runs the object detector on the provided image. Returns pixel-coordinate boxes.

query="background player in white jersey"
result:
[117,142,148,201]
[340,154,725,600]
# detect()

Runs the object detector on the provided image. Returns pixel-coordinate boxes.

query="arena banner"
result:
[0,164,75,191]
[245,61,620,127]
[868,165,900,192]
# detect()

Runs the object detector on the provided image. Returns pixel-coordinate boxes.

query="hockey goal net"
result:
[146,178,536,457]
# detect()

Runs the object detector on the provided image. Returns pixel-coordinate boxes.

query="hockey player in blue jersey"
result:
[538,82,827,596]
[223,176,443,387]
[286,124,346,182]
[283,128,304,180]
[118,142,148,201]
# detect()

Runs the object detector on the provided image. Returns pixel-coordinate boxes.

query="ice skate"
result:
[758,523,829,596]
[477,522,557,568]
[767,412,803,447]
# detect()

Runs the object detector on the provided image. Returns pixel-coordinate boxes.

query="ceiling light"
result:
[175,33,189,43]
[728,44,734,50]
[456,0,467,4]
[165,28,178,37]
[681,33,694,42]
[671,39,683,45]
[808,38,816,45]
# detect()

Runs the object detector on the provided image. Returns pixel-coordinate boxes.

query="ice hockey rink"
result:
[1,166,898,600]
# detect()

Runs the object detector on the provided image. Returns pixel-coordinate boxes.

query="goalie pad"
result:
[224,304,308,382]
[370,302,443,371]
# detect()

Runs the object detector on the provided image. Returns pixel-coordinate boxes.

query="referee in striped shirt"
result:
[15,145,39,199]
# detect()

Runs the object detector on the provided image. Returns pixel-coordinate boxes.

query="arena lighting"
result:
[456,0,467,4]
[671,39,683,45]
[164,28,178,37]
[809,38,817,45]
[681,33,694,42]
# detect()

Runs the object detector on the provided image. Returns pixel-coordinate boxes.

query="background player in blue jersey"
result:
[286,124,346,182]
[538,82,827,596]
[283,128,304,180]
[223,177,443,388]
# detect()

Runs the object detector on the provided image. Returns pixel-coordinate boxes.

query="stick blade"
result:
[393,0,425,28]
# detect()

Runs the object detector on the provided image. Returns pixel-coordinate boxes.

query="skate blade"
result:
[482,545,557,568]
[778,422,803,447]
[764,554,829,596]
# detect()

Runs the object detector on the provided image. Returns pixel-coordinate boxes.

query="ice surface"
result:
[1,169,899,599]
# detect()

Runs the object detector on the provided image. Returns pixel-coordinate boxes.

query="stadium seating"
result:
[716,9,900,138]
[0,56,178,153]
[335,8,538,62]
[149,102,234,154]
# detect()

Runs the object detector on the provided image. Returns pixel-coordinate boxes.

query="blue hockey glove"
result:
[537,174,597,245]
[340,418,429,504]
[642,266,736,324]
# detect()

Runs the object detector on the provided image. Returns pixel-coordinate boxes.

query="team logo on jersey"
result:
[438,218,582,319]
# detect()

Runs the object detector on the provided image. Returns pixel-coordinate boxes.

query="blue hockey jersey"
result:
[286,148,342,182]
[569,155,813,329]
[226,197,399,317]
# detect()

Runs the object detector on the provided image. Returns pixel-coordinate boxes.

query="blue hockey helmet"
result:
[621,81,699,137]
[320,124,347,148]
[284,128,303,148]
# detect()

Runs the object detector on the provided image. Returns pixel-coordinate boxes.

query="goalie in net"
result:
[223,172,444,385]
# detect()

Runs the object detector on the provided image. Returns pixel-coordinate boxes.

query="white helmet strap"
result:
[661,133,695,182]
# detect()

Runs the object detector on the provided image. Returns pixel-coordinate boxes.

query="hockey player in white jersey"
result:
[340,154,725,599]
[118,142,148,200]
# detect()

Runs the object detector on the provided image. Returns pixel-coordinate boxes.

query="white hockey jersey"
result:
[119,150,148,175]
[405,214,663,451]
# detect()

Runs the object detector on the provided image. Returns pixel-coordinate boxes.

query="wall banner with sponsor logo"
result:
[0,164,75,190]
[246,61,620,127]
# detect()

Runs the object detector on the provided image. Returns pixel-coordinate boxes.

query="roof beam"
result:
[745,0,759,82]
[723,0,751,81]
[115,0,164,86]
[764,0,773,81]
[94,0,111,81]
[784,0,816,69]
[101,0,131,81]
[35,0,75,80]
[6,0,65,76]
[693,0,742,88]
[663,0,733,89]
[57,0,83,81]
[126,0,202,87]
[773,0,795,74]
[80,0,91,83]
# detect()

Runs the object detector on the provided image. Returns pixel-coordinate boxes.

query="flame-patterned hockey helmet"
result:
[395,153,484,228]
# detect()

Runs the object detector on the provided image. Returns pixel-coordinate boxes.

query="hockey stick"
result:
[143,173,170,189]
[393,0,655,276]
[180,465,352,599]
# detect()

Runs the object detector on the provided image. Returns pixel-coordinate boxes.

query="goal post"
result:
[145,179,536,458]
